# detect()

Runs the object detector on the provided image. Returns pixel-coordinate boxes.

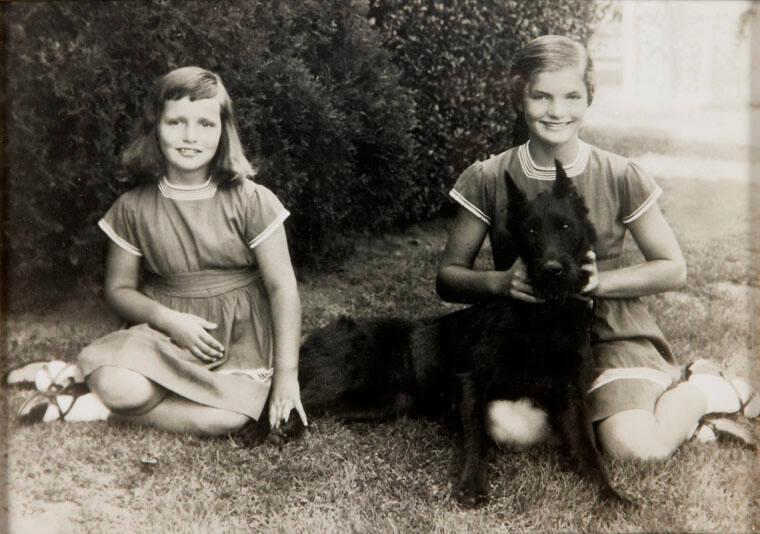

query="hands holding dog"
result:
[504,251,599,303]
[581,250,600,294]
[504,257,543,303]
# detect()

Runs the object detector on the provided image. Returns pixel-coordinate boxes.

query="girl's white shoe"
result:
[686,359,758,417]
[15,361,109,424]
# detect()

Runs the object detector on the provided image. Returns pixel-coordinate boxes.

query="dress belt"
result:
[142,268,260,298]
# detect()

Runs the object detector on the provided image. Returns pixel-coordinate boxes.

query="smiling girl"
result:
[18,67,306,435]
[437,36,757,459]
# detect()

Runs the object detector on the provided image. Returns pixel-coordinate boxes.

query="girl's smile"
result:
[540,120,574,130]
[176,147,203,156]
[158,96,222,185]
[522,66,589,164]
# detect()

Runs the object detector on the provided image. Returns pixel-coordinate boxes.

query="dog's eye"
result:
[561,223,570,231]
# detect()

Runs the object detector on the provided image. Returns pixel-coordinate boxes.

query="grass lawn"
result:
[3,167,758,532]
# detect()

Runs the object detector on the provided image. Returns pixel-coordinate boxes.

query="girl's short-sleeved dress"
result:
[450,141,682,422]
[77,177,289,420]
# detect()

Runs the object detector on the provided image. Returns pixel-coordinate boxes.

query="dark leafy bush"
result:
[368,0,607,216]
[4,0,606,287]
[4,0,418,281]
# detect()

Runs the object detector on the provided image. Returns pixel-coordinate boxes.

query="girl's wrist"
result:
[273,365,298,378]
[488,270,510,298]
[150,306,177,333]
[591,272,606,297]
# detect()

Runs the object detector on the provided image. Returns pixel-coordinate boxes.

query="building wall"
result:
[590,1,755,110]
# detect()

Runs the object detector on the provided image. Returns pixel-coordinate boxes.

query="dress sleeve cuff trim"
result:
[449,190,491,225]
[248,210,290,249]
[98,219,142,257]
[623,187,662,224]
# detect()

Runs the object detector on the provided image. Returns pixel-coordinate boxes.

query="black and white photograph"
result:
[2,0,758,532]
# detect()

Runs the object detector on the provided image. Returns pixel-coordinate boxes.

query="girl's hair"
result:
[509,35,596,145]
[120,66,254,187]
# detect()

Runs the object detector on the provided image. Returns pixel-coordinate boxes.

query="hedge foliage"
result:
[368,0,605,215]
[4,0,605,281]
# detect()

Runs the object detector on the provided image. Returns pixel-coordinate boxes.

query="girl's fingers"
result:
[583,277,599,293]
[510,288,542,304]
[199,332,224,353]
[512,280,533,293]
[269,402,281,428]
[269,399,308,428]
[269,400,287,428]
[512,279,542,300]
[195,339,223,359]
[199,319,218,330]
[295,402,308,426]
[269,412,277,429]
[190,346,215,363]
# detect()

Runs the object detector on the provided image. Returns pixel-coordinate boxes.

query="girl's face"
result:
[158,96,223,183]
[522,66,589,151]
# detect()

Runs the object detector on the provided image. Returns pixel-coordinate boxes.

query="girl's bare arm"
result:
[436,207,540,304]
[253,224,307,428]
[593,203,687,298]
[104,242,224,361]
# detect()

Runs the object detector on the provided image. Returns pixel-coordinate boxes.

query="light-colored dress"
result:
[78,177,289,420]
[450,141,682,421]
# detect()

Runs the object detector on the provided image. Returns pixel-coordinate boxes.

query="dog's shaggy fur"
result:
[245,162,628,506]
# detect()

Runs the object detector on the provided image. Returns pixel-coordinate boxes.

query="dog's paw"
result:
[453,475,489,508]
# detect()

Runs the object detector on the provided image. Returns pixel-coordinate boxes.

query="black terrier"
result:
[244,162,629,506]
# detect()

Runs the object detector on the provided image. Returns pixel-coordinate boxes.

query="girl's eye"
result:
[166,119,180,125]
[201,120,217,128]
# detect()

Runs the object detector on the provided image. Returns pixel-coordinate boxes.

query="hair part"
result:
[509,35,596,110]
[120,66,255,187]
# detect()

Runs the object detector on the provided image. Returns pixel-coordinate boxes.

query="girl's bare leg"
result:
[88,367,250,435]
[596,382,707,460]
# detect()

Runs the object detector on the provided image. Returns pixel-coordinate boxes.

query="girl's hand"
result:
[581,250,600,294]
[162,311,225,363]
[268,370,308,430]
[503,257,543,303]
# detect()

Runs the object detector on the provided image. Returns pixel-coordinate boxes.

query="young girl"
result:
[437,35,757,459]
[19,66,307,435]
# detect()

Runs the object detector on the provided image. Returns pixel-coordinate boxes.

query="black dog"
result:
[245,162,628,506]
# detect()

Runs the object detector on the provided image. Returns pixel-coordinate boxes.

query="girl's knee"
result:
[596,410,673,461]
[198,410,250,436]
[88,367,164,413]
[486,399,551,449]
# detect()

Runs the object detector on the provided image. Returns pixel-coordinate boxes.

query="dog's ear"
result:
[552,160,573,198]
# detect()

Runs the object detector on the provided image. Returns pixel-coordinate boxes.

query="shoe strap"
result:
[684,360,751,414]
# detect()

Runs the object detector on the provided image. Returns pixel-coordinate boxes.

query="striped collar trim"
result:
[517,141,590,180]
[158,177,217,200]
